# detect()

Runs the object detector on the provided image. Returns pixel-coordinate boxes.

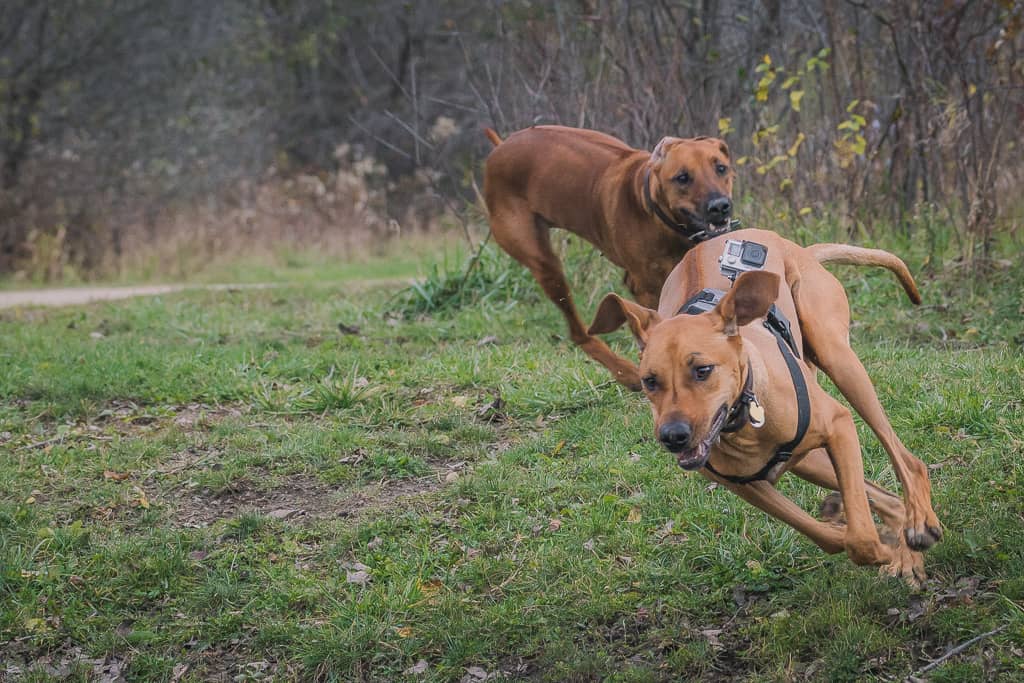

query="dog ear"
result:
[714,271,780,336]
[589,293,661,349]
[716,139,731,160]
[650,136,682,165]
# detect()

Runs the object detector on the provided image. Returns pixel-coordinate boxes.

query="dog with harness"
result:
[588,232,939,585]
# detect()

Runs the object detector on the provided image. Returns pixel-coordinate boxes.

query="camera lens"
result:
[741,243,767,267]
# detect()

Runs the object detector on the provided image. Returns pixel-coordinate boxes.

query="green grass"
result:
[1,232,1023,681]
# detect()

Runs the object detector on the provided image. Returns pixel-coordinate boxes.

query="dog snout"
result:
[706,195,732,222]
[658,421,692,452]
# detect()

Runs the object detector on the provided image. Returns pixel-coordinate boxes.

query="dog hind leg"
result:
[488,202,641,389]
[792,270,942,551]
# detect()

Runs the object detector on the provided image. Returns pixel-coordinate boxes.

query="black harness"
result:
[643,167,733,243]
[678,289,811,484]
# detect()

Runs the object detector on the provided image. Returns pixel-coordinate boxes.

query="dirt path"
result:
[0,278,413,309]
[0,283,277,309]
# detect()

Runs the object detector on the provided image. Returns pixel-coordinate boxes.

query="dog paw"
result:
[904,523,943,551]
[880,542,927,589]
[903,499,943,551]
[818,492,846,524]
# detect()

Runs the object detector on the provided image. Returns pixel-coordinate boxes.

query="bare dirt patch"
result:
[168,467,462,528]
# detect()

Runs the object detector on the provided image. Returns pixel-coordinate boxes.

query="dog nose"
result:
[658,421,692,451]
[706,196,732,220]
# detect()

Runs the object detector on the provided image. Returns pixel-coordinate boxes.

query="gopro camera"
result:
[718,239,768,281]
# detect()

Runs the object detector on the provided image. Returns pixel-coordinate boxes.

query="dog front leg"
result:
[820,408,894,567]
[794,449,926,586]
[704,473,846,555]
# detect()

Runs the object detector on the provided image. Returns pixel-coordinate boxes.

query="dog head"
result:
[648,136,735,236]
[589,271,779,469]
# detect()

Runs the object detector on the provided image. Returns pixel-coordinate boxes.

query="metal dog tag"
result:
[748,398,766,428]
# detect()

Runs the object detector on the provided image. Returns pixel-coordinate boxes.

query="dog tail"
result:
[806,243,922,305]
[483,127,503,147]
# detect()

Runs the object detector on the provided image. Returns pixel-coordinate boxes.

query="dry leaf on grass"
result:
[132,486,150,509]
[701,628,724,650]
[344,561,372,585]
[462,666,492,681]
[404,659,429,675]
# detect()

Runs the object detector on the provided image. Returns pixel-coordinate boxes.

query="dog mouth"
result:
[675,208,731,237]
[707,216,731,233]
[672,405,729,471]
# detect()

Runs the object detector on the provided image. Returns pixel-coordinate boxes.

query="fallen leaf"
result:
[344,562,372,585]
[347,570,371,585]
[701,628,724,650]
[420,579,442,597]
[103,470,131,481]
[404,659,429,675]
[24,617,48,632]
[171,663,190,682]
[132,486,150,509]
[394,626,413,638]
[548,518,562,532]
[627,507,642,523]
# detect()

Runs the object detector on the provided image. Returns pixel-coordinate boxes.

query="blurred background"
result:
[0,0,1020,284]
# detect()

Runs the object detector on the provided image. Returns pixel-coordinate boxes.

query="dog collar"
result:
[721,361,759,433]
[642,167,737,243]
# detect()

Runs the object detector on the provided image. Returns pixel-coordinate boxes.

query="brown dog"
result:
[483,125,735,390]
[589,230,941,584]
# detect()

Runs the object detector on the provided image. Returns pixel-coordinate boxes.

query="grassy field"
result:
[1,234,1023,681]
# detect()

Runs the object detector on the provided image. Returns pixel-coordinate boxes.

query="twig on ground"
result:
[18,435,65,451]
[911,624,1006,677]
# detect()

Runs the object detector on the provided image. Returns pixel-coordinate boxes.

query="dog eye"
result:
[674,171,691,185]
[642,375,659,392]
[692,365,714,381]
[715,163,728,176]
